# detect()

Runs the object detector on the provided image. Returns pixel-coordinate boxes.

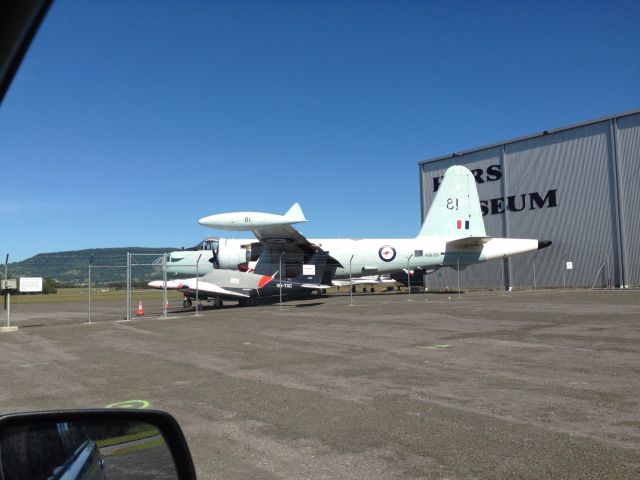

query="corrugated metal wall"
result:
[616,114,640,286]
[419,111,640,289]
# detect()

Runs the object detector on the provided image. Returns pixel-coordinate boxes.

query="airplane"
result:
[163,165,552,283]
[149,251,335,309]
[159,237,246,276]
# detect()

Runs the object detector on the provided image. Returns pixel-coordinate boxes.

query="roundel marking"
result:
[378,245,397,262]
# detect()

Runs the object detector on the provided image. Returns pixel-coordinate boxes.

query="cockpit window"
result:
[202,239,219,252]
[182,238,219,252]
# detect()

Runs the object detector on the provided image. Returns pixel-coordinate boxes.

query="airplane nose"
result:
[537,240,552,250]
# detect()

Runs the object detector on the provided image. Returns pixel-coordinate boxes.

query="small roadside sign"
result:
[1,279,17,290]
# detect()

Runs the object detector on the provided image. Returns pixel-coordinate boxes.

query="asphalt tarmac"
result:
[1,290,639,479]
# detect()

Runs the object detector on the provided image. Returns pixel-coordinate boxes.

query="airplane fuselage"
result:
[166,236,541,277]
[312,237,539,276]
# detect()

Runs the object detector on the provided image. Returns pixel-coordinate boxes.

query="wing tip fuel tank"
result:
[199,203,307,231]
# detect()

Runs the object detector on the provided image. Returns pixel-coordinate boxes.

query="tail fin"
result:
[284,203,306,223]
[418,165,486,238]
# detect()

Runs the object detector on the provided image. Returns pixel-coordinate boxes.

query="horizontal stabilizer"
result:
[300,283,332,289]
[446,236,492,249]
[332,276,397,286]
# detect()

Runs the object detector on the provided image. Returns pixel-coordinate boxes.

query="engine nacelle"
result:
[214,239,248,270]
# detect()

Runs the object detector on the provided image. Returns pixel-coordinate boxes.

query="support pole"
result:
[349,254,354,306]
[457,258,461,299]
[195,254,202,315]
[87,254,93,324]
[532,255,537,292]
[279,252,285,309]
[407,254,413,301]
[162,253,167,319]
[4,253,9,327]
[126,252,131,321]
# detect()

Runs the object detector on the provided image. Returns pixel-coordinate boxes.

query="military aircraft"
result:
[149,251,335,308]
[164,165,551,283]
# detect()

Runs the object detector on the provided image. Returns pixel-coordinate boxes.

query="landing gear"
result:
[183,297,193,309]
[238,297,254,307]
[212,297,224,309]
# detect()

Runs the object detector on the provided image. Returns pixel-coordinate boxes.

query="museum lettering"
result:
[480,190,558,216]
[431,164,558,216]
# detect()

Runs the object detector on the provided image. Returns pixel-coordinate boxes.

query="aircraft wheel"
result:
[183,299,192,309]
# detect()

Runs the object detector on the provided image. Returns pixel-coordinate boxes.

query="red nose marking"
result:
[258,276,272,289]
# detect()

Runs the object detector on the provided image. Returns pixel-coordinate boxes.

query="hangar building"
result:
[419,109,640,289]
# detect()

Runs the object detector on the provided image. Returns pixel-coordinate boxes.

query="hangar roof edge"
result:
[418,107,640,166]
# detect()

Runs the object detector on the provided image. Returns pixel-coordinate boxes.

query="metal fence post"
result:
[349,254,354,307]
[162,253,167,319]
[126,252,131,321]
[4,254,9,328]
[457,258,461,299]
[195,254,201,316]
[407,254,413,301]
[87,254,93,324]
[279,252,285,309]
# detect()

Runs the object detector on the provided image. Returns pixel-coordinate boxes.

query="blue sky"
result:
[2,0,639,261]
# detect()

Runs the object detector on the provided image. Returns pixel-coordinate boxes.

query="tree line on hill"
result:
[5,247,178,290]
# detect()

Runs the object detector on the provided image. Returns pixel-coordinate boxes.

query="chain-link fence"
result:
[423,252,620,294]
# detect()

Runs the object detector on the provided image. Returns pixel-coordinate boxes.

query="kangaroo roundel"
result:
[378,245,396,262]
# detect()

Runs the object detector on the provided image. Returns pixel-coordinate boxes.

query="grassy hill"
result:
[6,248,178,286]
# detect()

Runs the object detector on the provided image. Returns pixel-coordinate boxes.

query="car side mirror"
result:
[0,409,196,480]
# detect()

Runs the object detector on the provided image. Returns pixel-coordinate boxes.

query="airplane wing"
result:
[198,203,343,275]
[332,275,399,287]
[190,281,250,298]
[446,236,492,249]
[251,223,318,254]
[148,279,250,298]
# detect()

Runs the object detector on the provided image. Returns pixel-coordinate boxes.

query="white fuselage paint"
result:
[166,236,539,277]
[310,237,538,276]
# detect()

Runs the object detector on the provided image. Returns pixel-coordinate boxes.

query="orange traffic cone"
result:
[136,301,144,316]
[165,299,170,310]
